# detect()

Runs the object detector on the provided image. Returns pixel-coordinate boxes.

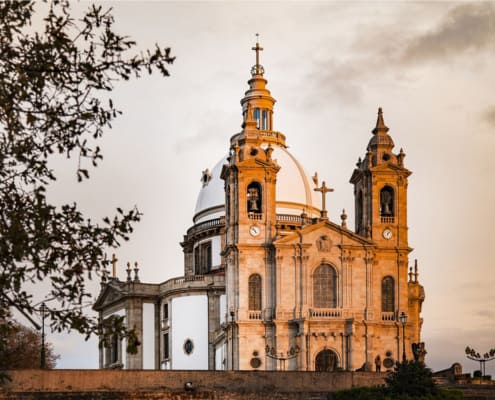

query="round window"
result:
[250,357,262,369]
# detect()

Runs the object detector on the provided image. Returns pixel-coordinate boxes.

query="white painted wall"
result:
[171,295,208,370]
[219,294,226,324]
[142,302,155,369]
[211,235,221,269]
[215,342,226,370]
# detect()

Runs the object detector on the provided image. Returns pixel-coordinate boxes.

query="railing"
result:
[248,212,263,220]
[276,214,315,225]
[187,217,224,236]
[259,130,286,143]
[381,216,395,223]
[309,308,342,318]
[248,311,262,320]
[171,275,205,285]
[381,312,396,321]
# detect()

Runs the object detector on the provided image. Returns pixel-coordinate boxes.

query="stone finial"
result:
[398,147,405,167]
[414,259,419,283]
[372,107,389,134]
[126,262,132,282]
[133,262,140,282]
[409,266,414,283]
[340,209,347,229]
[366,147,373,168]
[265,144,273,161]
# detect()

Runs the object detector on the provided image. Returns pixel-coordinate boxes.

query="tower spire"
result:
[372,107,389,134]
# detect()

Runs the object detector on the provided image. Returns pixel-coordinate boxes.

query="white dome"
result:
[193,146,321,224]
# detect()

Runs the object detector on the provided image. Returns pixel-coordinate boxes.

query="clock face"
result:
[382,229,393,240]
[249,225,260,236]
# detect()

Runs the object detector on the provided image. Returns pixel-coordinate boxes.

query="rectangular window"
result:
[163,333,169,359]
[262,110,268,130]
[163,303,168,320]
[254,108,260,129]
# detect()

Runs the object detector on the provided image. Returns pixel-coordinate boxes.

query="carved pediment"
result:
[93,281,127,311]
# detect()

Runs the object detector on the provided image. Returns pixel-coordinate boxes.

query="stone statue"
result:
[412,342,427,364]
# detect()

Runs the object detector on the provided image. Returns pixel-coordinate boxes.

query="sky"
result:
[23,1,495,375]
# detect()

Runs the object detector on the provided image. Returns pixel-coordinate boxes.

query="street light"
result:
[399,312,407,362]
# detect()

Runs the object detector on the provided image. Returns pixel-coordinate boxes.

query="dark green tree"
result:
[0,0,174,338]
[385,360,437,397]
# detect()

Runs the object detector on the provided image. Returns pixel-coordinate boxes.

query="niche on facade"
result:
[380,186,395,217]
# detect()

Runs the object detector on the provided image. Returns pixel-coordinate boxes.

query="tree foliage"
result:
[385,360,437,397]
[0,0,174,338]
[0,318,60,370]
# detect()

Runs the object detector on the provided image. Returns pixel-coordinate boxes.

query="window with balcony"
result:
[313,264,337,308]
[248,274,262,311]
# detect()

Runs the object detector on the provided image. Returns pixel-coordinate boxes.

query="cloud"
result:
[482,106,495,128]
[305,3,495,106]
[401,3,495,64]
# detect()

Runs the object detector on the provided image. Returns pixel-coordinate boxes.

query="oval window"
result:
[183,339,194,355]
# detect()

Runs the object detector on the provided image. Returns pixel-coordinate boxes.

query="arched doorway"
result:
[315,349,338,372]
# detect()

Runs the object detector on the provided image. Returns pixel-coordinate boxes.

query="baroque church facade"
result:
[94,40,425,372]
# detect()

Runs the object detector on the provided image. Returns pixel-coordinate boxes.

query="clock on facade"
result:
[382,229,393,240]
[249,225,260,236]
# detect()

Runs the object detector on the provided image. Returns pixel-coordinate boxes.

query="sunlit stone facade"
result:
[94,40,424,372]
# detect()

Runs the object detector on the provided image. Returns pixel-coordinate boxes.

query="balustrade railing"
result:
[381,311,396,321]
[309,308,342,318]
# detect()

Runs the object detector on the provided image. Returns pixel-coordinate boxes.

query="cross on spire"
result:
[251,33,264,75]
[314,181,334,220]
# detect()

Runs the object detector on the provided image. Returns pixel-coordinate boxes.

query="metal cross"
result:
[314,181,334,220]
[252,33,263,67]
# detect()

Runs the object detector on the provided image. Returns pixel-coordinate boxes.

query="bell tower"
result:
[221,37,282,370]
[350,108,411,248]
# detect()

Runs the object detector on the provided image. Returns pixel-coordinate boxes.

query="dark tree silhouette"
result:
[0,1,174,338]
[0,318,60,370]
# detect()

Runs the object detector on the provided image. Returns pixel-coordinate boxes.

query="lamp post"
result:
[230,309,235,370]
[399,312,407,362]
[40,302,47,369]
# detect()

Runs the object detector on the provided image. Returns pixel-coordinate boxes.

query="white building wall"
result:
[142,302,155,369]
[171,295,208,370]
[215,342,226,370]
[211,235,221,269]
[219,294,226,324]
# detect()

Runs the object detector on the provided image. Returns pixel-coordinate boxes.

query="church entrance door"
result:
[315,349,338,371]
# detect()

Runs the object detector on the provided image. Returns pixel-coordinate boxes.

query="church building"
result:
[94,40,425,372]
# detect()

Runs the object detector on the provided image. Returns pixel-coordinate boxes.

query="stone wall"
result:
[0,370,386,399]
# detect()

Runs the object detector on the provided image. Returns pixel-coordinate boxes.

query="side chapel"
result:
[94,39,425,372]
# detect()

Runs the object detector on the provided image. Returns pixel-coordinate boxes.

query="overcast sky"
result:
[29,1,494,375]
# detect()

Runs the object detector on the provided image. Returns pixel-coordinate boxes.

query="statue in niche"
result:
[380,188,393,215]
[247,187,260,212]
[412,342,427,364]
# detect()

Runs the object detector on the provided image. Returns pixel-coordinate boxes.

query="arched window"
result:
[381,276,395,312]
[247,182,262,213]
[315,349,338,372]
[356,190,363,233]
[380,186,395,216]
[248,274,262,311]
[313,264,337,308]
